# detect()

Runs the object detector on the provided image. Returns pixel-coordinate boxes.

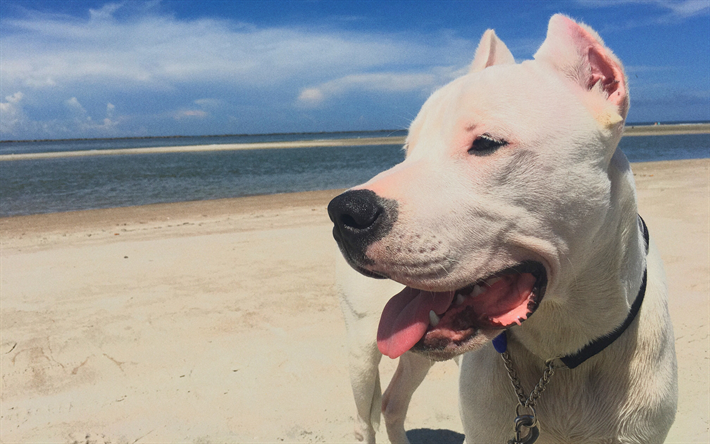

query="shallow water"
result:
[0,133,708,217]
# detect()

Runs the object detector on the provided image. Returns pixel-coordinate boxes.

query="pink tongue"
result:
[376,273,538,359]
[377,287,454,359]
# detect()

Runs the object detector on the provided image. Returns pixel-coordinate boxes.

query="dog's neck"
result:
[512,148,647,362]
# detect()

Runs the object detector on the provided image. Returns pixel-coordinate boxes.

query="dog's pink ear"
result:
[469,29,515,73]
[534,14,628,119]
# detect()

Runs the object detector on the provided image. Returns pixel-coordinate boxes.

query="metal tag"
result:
[507,414,539,444]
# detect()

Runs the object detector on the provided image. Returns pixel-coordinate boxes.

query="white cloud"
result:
[0,92,25,134]
[297,88,325,106]
[5,91,24,104]
[65,96,87,116]
[297,66,465,107]
[0,2,705,139]
[576,0,709,20]
[175,109,208,120]
[23,76,56,88]
[89,3,124,21]
[61,96,124,134]
[666,0,710,17]
[0,3,479,138]
[0,5,472,93]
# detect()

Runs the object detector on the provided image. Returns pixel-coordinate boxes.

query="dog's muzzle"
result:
[327,189,398,278]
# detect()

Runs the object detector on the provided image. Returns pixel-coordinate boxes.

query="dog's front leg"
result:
[382,352,434,444]
[345,338,383,442]
[337,254,406,442]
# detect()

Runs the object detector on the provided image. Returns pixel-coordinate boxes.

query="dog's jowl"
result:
[330,14,677,444]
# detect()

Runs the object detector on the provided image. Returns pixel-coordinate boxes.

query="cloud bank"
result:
[576,0,710,23]
[1,2,707,139]
[0,3,475,139]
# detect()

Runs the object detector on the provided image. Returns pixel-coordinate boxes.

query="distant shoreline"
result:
[1,123,708,162]
[623,123,710,136]
[0,129,405,145]
[0,136,405,161]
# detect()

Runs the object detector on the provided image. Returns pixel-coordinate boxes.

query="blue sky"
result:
[1,0,708,140]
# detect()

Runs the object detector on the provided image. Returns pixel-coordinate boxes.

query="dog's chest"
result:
[461,353,631,442]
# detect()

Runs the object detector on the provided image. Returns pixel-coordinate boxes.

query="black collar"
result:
[494,215,650,369]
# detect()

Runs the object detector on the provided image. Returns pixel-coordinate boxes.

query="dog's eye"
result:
[468,134,508,156]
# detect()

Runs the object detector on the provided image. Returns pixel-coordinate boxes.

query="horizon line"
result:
[2,121,710,144]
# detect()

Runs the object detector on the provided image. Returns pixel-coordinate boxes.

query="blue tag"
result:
[492,332,507,353]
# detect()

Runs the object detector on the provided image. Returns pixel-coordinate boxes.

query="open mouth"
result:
[377,261,547,361]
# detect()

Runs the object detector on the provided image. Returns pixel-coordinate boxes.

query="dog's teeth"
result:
[485,277,502,287]
[472,284,485,298]
[429,310,440,327]
[456,293,465,306]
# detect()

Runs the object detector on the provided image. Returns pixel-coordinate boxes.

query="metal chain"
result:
[501,350,528,405]
[500,351,556,409]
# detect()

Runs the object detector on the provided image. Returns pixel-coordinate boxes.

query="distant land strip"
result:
[624,123,710,136]
[1,123,709,161]
[0,137,404,161]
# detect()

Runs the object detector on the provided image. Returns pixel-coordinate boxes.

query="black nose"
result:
[328,189,382,231]
[327,189,397,265]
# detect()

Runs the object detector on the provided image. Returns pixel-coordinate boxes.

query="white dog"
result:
[329,14,677,444]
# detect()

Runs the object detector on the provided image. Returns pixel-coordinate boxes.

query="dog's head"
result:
[328,15,629,361]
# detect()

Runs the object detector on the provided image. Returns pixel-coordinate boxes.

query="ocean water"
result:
[0,130,407,156]
[1,133,708,217]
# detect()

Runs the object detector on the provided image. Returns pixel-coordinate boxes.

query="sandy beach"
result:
[1,158,708,443]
